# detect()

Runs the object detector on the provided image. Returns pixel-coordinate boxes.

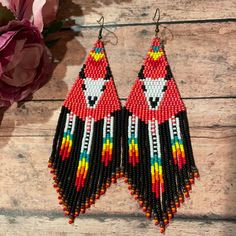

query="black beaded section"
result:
[49,108,122,221]
[121,108,199,229]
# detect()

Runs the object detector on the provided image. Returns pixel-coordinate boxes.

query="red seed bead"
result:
[143,206,147,212]
[95,194,100,199]
[175,201,180,208]
[171,207,176,213]
[189,178,195,184]
[74,212,79,217]
[160,226,165,233]
[179,196,184,204]
[146,212,151,219]
[128,184,132,190]
[139,200,144,207]
[164,219,169,225]
[184,191,190,198]
[130,189,135,195]
[194,170,200,179]
[124,177,128,183]
[154,219,159,225]
[80,208,85,214]
[48,162,52,168]
[134,194,139,200]
[168,213,173,220]
[120,171,124,177]
[186,184,191,191]
[68,218,74,224]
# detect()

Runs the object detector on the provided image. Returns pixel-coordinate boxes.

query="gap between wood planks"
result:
[69,18,236,30]
[23,97,236,102]
[1,128,235,138]
[0,208,236,222]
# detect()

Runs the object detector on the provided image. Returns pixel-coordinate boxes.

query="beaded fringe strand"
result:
[123,37,199,233]
[49,39,121,224]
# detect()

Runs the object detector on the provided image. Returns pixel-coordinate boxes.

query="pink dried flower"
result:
[0,19,52,107]
[0,0,59,31]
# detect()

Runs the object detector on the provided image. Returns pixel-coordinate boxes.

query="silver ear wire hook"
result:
[153,8,161,36]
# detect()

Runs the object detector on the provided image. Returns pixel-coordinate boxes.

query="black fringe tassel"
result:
[122,108,199,233]
[48,108,121,223]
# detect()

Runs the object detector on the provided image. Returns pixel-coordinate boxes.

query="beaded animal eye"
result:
[101,85,106,91]
[82,84,86,90]
[162,85,167,92]
[142,84,147,91]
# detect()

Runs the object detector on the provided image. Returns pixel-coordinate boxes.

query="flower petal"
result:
[5,39,25,70]
[0,0,16,12]
[18,43,44,69]
[32,0,46,32]
[42,0,59,25]
[0,0,34,20]
[0,3,15,26]
[17,0,34,20]
[0,19,52,107]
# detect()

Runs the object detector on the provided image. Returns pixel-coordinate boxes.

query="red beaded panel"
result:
[125,37,185,124]
[63,40,121,122]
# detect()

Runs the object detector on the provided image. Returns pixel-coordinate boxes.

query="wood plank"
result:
[0,98,235,137]
[0,215,235,236]
[57,0,236,25]
[0,126,235,217]
[33,22,236,100]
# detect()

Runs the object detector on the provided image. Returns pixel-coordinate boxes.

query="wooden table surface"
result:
[0,0,236,235]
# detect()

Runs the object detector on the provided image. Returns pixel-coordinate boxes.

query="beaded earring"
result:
[122,9,199,233]
[48,16,122,224]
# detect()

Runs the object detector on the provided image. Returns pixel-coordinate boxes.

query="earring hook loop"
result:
[96,16,118,45]
[97,16,105,40]
[153,8,161,36]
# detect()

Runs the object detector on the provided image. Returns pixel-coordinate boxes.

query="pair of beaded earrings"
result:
[48,9,199,233]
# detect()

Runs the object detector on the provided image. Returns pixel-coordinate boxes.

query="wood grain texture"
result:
[1,1,236,234]
[57,0,236,25]
[0,128,235,216]
[0,98,235,137]
[33,22,236,100]
[0,215,235,236]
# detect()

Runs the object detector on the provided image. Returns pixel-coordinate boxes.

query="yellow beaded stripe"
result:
[60,113,75,160]
[169,117,186,168]
[101,115,114,166]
